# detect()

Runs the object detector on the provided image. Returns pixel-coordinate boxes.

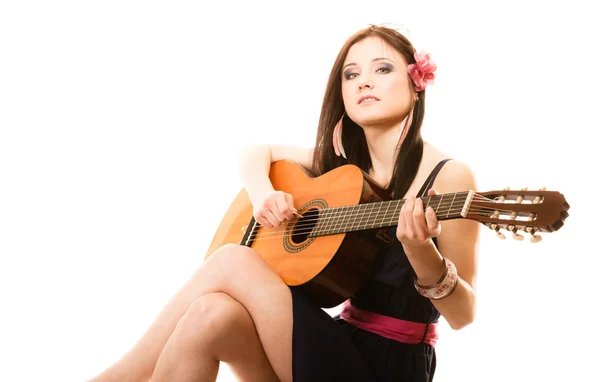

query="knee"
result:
[213,243,254,260]
[175,292,249,348]
[207,243,264,270]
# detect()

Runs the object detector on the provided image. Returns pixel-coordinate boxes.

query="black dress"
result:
[290,159,451,382]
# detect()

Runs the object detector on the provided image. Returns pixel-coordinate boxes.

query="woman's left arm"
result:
[397,160,480,330]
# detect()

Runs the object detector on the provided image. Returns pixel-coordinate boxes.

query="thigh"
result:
[181,292,278,381]
[203,244,294,381]
[179,292,260,356]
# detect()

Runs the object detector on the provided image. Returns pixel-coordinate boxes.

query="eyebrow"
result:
[343,57,395,70]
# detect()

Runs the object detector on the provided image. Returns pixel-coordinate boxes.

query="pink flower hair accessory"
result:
[407,51,437,92]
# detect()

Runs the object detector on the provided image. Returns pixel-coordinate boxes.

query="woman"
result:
[89,24,479,382]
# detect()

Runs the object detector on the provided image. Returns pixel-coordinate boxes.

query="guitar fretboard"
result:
[310,191,471,237]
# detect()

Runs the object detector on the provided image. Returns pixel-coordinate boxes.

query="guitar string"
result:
[244,195,536,240]
[241,192,541,240]
[246,206,534,241]
[252,194,527,231]
[255,195,471,231]
[267,193,516,229]
[244,208,538,242]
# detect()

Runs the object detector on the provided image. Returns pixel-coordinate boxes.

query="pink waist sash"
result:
[339,300,439,347]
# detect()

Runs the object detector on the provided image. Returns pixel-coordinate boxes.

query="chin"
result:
[348,112,395,128]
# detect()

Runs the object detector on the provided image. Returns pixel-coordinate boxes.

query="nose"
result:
[358,77,373,90]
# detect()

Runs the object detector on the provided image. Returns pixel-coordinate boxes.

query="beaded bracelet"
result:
[414,258,459,300]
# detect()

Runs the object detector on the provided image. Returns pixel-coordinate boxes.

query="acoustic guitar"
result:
[204,160,569,308]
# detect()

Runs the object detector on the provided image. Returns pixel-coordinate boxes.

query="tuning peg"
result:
[526,227,542,243]
[490,224,506,240]
[521,187,528,191]
[539,186,546,191]
[530,234,542,243]
[508,225,524,240]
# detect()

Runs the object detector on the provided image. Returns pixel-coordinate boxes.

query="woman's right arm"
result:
[238,144,313,228]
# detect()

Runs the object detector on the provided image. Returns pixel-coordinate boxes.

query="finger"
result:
[276,196,295,221]
[266,200,287,223]
[402,195,416,238]
[396,200,406,240]
[262,209,282,227]
[425,206,441,235]
[412,197,428,239]
[397,205,407,238]
[255,212,273,228]
[284,193,296,211]
[427,188,438,196]
[283,193,303,219]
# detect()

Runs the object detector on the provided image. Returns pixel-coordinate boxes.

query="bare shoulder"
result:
[438,160,477,191]
[424,143,477,193]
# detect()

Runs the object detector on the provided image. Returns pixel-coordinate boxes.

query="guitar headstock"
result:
[466,187,569,243]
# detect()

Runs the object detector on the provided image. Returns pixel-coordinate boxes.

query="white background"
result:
[1,1,597,381]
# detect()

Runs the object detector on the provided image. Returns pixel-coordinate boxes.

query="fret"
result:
[354,204,366,231]
[360,204,369,231]
[371,203,382,229]
[340,206,352,234]
[345,205,355,232]
[320,208,331,235]
[382,201,391,228]
[371,203,383,228]
[335,206,352,233]
[447,192,457,218]
[313,209,322,236]
[435,194,444,214]
[312,210,324,236]
[391,200,402,226]
[326,207,338,235]
[335,205,346,234]
[336,206,348,234]
[327,206,339,235]
[363,204,374,230]
[365,204,373,229]
[335,206,350,233]
[365,205,377,229]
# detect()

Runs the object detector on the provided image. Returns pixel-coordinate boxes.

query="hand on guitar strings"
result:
[251,190,300,228]
[396,188,442,248]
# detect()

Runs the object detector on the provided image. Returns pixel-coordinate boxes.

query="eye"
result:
[376,65,392,74]
[344,72,358,80]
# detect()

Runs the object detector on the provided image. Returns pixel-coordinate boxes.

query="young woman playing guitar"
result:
[89,24,480,382]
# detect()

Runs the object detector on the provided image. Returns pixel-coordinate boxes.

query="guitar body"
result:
[204,160,394,308]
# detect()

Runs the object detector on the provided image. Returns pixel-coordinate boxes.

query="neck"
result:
[363,120,405,184]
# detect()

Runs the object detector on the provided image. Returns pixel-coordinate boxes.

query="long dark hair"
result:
[311,25,425,199]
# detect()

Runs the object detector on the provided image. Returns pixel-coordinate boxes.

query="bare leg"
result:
[151,292,279,382]
[88,244,293,382]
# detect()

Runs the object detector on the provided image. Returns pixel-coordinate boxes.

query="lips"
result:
[358,95,380,104]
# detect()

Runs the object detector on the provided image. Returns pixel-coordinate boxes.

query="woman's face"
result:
[341,36,414,128]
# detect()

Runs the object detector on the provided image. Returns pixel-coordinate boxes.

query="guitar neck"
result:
[310,191,475,237]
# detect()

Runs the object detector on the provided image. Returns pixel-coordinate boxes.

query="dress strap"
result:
[417,158,452,197]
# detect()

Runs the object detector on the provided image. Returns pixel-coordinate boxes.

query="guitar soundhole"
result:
[283,198,326,253]
[290,208,320,244]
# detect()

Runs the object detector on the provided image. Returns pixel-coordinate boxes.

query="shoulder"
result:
[424,143,477,193]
